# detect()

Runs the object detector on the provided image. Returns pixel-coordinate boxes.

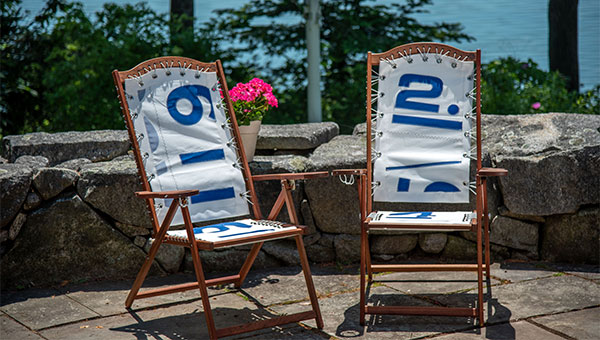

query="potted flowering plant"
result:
[228,78,278,161]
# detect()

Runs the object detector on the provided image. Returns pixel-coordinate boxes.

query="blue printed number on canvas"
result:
[388,212,434,219]
[167,85,215,125]
[395,74,442,113]
[192,222,274,239]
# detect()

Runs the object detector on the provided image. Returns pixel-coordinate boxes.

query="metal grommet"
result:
[380,92,385,97]
[436,58,442,64]
[407,58,413,64]
[422,56,428,62]
[180,71,185,76]
[451,62,457,68]
[166,70,171,76]
[380,75,386,80]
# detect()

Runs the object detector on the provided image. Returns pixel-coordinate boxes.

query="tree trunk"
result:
[548,0,579,92]
[170,0,194,30]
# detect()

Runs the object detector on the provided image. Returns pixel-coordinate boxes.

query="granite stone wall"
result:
[1,114,598,289]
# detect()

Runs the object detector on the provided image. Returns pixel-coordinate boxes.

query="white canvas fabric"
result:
[167,219,295,243]
[124,68,249,225]
[373,53,474,203]
[368,211,474,230]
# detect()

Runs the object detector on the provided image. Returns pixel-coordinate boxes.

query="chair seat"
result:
[367,211,475,231]
[167,219,298,243]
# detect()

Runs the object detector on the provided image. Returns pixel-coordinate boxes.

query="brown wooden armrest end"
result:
[135,189,199,199]
[477,167,508,177]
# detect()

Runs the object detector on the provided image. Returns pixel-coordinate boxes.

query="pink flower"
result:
[531,102,541,110]
[228,78,277,123]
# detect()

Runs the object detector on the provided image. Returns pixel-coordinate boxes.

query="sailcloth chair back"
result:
[114,57,260,230]
[367,43,481,210]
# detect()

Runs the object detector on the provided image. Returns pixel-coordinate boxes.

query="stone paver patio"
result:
[1,261,598,339]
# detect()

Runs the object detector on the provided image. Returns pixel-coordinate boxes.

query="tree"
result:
[213,0,473,132]
[548,0,579,92]
[170,0,194,51]
[1,0,231,135]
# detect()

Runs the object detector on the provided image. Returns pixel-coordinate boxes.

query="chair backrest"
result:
[366,43,482,210]
[113,57,262,231]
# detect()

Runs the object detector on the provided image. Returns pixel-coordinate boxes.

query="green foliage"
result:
[2,0,596,138]
[0,0,238,136]
[214,0,474,132]
[482,57,599,115]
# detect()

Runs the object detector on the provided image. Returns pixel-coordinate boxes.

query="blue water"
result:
[20,0,599,90]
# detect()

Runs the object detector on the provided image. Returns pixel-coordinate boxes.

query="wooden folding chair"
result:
[112,57,324,339]
[333,43,507,326]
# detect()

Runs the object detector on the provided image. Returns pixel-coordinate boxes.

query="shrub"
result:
[482,57,598,115]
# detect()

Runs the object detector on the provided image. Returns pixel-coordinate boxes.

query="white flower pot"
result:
[238,120,261,162]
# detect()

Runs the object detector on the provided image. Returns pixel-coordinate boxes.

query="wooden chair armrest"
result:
[477,167,508,177]
[332,169,367,176]
[135,189,199,199]
[252,171,329,181]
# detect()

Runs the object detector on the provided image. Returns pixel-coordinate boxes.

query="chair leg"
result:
[476,219,485,326]
[365,234,373,282]
[125,233,164,308]
[484,220,491,280]
[294,235,324,329]
[235,242,263,288]
[181,206,218,340]
[359,226,367,326]
[125,203,179,308]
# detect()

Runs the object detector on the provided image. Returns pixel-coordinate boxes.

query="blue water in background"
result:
[20,0,599,90]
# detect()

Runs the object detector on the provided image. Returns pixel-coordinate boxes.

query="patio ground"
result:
[1,261,599,339]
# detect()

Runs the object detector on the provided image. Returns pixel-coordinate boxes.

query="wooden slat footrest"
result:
[134,275,240,300]
[366,305,477,317]
[371,264,487,272]
[215,310,316,338]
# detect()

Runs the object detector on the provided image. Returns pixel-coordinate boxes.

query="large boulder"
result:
[32,167,79,200]
[14,155,49,169]
[490,216,539,255]
[370,234,418,255]
[1,130,130,165]
[418,233,448,254]
[77,157,152,228]
[306,233,336,263]
[334,234,361,263]
[256,122,339,151]
[185,248,280,273]
[305,135,366,234]
[540,207,599,264]
[0,194,163,288]
[261,239,300,266]
[483,113,600,216]
[143,238,185,273]
[0,164,33,228]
